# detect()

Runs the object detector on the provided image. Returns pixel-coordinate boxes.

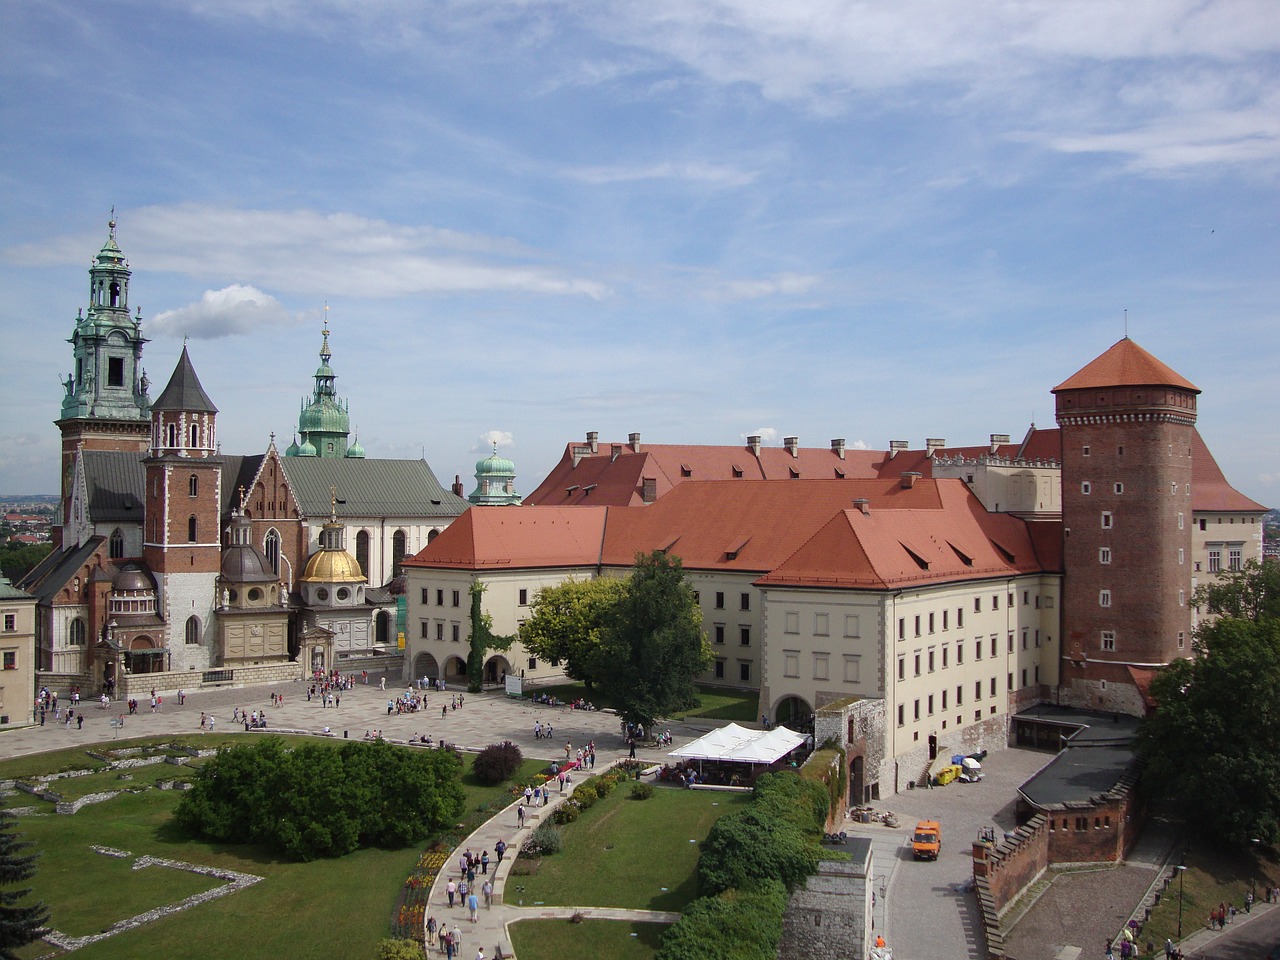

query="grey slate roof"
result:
[82,451,146,522]
[152,346,217,413]
[221,455,265,514]
[279,458,469,519]
[22,538,103,605]
[1014,706,1139,809]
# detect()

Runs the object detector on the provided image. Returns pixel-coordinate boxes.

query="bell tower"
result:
[55,216,152,541]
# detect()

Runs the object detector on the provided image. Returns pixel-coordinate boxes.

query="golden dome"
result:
[301,548,365,583]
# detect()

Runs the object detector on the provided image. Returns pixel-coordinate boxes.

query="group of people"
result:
[532,720,555,740]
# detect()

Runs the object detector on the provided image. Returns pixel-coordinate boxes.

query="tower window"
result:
[108,357,124,387]
[1101,512,1113,529]
[265,529,280,574]
[1081,481,1091,495]
[167,423,178,448]
[109,528,124,559]
[1099,589,1111,608]
[392,530,407,577]
[1101,630,1116,651]
[189,423,199,447]
[1099,547,1111,564]
[109,280,121,307]
[1114,482,1124,494]
[187,516,198,542]
[185,616,201,645]
[188,475,199,497]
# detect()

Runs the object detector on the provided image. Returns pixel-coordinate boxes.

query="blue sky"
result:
[1,1,1276,504]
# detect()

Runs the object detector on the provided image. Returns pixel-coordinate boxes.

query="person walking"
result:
[516,803,525,828]
[446,878,457,908]
[467,891,479,923]
[482,879,493,908]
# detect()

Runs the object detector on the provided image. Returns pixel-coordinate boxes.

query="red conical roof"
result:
[1052,338,1199,394]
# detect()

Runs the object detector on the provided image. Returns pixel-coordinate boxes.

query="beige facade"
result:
[1190,508,1266,632]
[0,580,38,727]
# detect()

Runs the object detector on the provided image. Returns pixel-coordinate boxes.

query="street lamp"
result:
[1175,864,1187,939]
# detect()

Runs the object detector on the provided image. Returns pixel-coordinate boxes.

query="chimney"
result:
[611,443,622,462]
[888,440,908,459]
[451,474,464,497]
[587,431,599,454]
[831,439,845,459]
[925,438,946,458]
[629,432,642,453]
[641,476,657,504]
[784,436,799,458]
[852,498,870,515]
[990,433,1010,454]
[747,436,762,457]
[900,471,921,489]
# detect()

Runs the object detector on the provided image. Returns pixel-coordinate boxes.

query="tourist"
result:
[482,879,492,908]
[494,839,506,864]
[467,890,479,922]
[446,878,456,908]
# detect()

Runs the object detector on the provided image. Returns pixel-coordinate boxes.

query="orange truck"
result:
[912,820,941,860]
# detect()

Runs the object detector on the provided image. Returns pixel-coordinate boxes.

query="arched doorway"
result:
[376,610,392,646]
[126,636,159,675]
[413,652,440,682]
[443,655,468,682]
[773,695,814,731]
[849,754,865,806]
[485,655,512,685]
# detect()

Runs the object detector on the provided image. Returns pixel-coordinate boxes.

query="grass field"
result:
[513,785,749,912]
[0,735,547,960]
[527,682,758,724]
[509,918,668,960]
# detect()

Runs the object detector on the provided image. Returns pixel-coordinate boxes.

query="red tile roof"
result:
[757,480,1052,590]
[1189,430,1267,512]
[1052,338,1199,394]
[403,506,609,570]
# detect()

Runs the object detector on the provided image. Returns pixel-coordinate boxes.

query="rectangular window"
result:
[1208,548,1221,573]
[1178,512,1184,530]
[897,656,905,681]
[927,694,934,715]
[3,614,13,632]
[529,657,538,671]
[420,621,430,639]
[1082,445,1090,457]
[1100,589,1111,608]
[518,588,528,605]
[1008,633,1014,653]
[975,680,982,700]
[436,622,444,641]
[1081,481,1091,495]
[913,699,920,721]
[990,677,997,696]
[1114,482,1124,494]
[740,593,750,611]
[956,685,963,705]
[1101,511,1113,529]
[974,597,981,613]
[1022,591,1029,605]
[421,588,430,604]
[714,624,725,645]
[975,640,982,661]
[1199,518,1207,531]
[714,659,725,679]
[436,589,444,606]
[1099,547,1112,564]
[927,649,935,672]
[451,623,460,642]
[1177,631,1185,649]
[739,662,750,682]
[914,653,921,677]
[914,615,921,637]
[1229,546,1242,571]
[957,608,964,628]
[785,652,800,678]
[942,645,949,668]
[814,613,829,636]
[1101,630,1115,651]
[1178,589,1185,606]
[715,592,725,609]
[108,356,124,387]
[928,612,935,634]
[1178,548,1184,565]
[990,636,997,658]
[897,704,905,727]
[992,594,1000,610]
[844,615,860,637]
[0,648,14,670]
[813,655,829,681]
[897,617,905,640]
[956,641,964,665]
[1021,668,1027,687]
[785,611,799,634]
[1021,631,1028,651]
[451,590,460,607]
[739,626,751,646]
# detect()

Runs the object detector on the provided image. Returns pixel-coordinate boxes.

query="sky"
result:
[1,1,1277,505]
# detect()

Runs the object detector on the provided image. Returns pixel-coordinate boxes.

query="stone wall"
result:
[813,696,887,806]
[1043,771,1143,864]
[779,848,873,960]
[972,814,1050,959]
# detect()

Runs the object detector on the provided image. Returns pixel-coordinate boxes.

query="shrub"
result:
[594,776,616,798]
[530,822,563,855]
[657,880,788,960]
[472,741,524,786]
[571,784,598,809]
[552,803,579,825]
[697,807,821,896]
[630,782,654,800]
[378,939,427,960]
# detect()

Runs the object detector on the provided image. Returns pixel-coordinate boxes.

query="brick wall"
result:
[972,814,1050,958]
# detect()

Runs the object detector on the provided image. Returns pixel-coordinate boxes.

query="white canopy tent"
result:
[668,724,806,765]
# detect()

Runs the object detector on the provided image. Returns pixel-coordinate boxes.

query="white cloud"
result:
[6,205,610,301]
[704,272,820,302]
[150,285,297,340]
[745,427,779,443]
[849,439,869,450]
[474,430,514,453]
[567,161,758,187]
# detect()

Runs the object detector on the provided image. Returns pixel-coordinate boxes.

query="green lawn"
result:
[0,735,545,960]
[509,918,668,960]
[513,785,749,912]
[526,682,758,724]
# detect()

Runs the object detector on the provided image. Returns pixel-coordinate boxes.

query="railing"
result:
[202,669,234,684]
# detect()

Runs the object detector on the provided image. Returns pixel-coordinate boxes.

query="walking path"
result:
[423,758,681,959]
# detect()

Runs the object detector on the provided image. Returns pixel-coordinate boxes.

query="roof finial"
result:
[1123,308,1128,339]
[238,484,248,513]
[330,484,338,523]
[108,206,116,237]
[320,303,332,362]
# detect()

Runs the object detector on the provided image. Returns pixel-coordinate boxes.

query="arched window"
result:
[185,616,200,645]
[187,516,198,542]
[392,530,407,578]
[265,529,280,575]
[188,474,199,497]
[109,280,121,308]
[355,531,370,579]
[188,423,199,448]
[69,617,86,646]
[166,422,178,448]
[427,528,440,545]
[109,528,124,559]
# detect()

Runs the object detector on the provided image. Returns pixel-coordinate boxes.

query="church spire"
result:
[287,305,351,458]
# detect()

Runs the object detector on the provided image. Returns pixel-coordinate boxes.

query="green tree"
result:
[0,811,49,960]
[467,581,516,693]
[1137,560,1280,846]
[518,576,627,688]
[0,543,52,583]
[657,880,788,960]
[596,551,712,732]
[697,807,822,896]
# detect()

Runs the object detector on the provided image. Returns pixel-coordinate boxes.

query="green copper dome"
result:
[476,450,516,476]
[468,442,521,506]
[345,434,365,459]
[287,312,353,458]
[296,437,318,457]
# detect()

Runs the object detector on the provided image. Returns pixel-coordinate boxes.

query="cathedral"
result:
[20,220,470,694]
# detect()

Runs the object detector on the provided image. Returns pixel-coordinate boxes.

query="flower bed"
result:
[390,846,450,941]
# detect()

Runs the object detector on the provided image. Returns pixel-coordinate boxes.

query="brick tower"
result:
[54,217,152,543]
[1053,338,1199,715]
[143,346,222,672]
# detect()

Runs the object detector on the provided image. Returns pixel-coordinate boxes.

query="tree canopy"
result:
[0,811,49,960]
[519,576,627,687]
[595,551,713,731]
[467,581,516,693]
[1137,560,1280,846]
[175,738,465,860]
